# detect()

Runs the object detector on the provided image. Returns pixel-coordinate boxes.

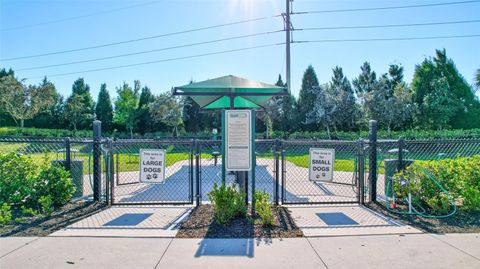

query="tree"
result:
[182,96,202,133]
[412,49,477,129]
[352,62,377,105]
[32,77,65,129]
[297,65,320,130]
[135,86,155,134]
[95,83,113,132]
[0,75,55,127]
[421,78,461,130]
[149,93,183,136]
[328,66,358,131]
[113,81,139,138]
[274,75,296,134]
[64,94,86,131]
[306,85,337,138]
[0,68,14,79]
[475,69,480,89]
[65,78,94,130]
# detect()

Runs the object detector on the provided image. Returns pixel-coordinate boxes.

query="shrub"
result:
[34,164,76,207]
[394,155,480,213]
[0,203,12,225]
[207,182,246,224]
[0,152,37,206]
[0,153,76,217]
[255,190,273,226]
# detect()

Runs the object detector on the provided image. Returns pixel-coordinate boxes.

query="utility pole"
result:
[285,0,291,93]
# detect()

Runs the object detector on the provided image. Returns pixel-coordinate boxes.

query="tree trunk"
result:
[130,128,133,139]
[326,125,331,140]
[20,119,24,128]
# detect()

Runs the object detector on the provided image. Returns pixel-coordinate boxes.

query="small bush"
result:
[207,182,246,225]
[255,190,274,226]
[0,203,12,225]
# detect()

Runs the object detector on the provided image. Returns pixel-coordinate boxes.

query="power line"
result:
[17,30,284,71]
[292,34,480,44]
[24,42,285,79]
[292,0,480,15]
[1,1,162,32]
[2,15,281,62]
[295,19,480,31]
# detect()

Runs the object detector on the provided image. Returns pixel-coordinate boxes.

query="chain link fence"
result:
[2,135,478,206]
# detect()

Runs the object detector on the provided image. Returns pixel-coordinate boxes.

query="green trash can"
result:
[52,159,84,198]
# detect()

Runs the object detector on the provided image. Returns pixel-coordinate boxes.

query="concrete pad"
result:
[50,206,191,237]
[0,237,39,258]
[430,233,480,259]
[158,238,327,269]
[0,237,171,269]
[308,234,480,269]
[288,205,421,236]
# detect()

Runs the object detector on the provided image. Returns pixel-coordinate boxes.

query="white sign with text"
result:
[225,110,252,171]
[139,149,166,183]
[309,148,335,182]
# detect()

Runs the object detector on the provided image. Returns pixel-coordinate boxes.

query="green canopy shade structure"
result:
[172,75,287,109]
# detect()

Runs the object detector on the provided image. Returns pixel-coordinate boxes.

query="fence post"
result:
[189,139,194,205]
[281,141,286,204]
[368,120,378,203]
[398,137,404,172]
[107,138,114,205]
[93,120,102,202]
[195,139,201,206]
[274,139,280,206]
[65,137,71,172]
[357,139,365,205]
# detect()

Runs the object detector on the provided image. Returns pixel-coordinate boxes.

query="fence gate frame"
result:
[107,139,195,206]
[279,139,367,205]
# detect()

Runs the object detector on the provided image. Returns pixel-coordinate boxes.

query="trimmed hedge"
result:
[2,126,480,140]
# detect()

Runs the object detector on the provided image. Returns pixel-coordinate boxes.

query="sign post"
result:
[309,148,335,182]
[139,149,166,183]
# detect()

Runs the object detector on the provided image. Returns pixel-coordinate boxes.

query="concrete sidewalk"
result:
[1,234,479,269]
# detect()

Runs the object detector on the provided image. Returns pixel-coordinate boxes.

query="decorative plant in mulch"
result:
[177,182,303,238]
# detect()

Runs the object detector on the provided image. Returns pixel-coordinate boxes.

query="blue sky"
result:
[1,0,479,100]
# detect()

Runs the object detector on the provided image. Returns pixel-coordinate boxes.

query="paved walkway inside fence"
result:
[50,206,192,237]
[2,234,479,269]
[289,204,420,237]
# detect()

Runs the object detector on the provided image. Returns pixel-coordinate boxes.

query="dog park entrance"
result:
[105,138,366,206]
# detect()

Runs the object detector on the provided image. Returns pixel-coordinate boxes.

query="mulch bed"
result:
[177,205,303,238]
[367,202,480,234]
[0,201,107,237]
